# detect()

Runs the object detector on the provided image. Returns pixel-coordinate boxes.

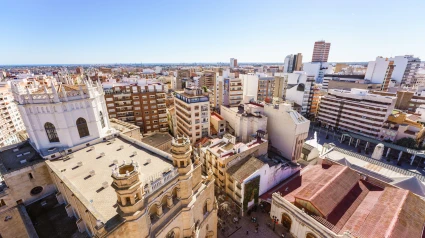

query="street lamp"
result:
[271,215,279,231]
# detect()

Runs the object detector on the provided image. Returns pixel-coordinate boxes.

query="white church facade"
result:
[12,80,111,154]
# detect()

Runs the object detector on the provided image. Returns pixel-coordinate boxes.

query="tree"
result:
[395,137,417,149]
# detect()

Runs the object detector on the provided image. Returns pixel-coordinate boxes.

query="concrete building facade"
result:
[264,103,310,161]
[174,87,210,143]
[0,86,26,147]
[223,78,243,107]
[284,53,303,73]
[220,103,268,143]
[103,83,168,134]
[312,40,331,62]
[318,89,396,138]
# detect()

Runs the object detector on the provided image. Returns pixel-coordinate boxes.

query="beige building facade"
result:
[174,88,210,143]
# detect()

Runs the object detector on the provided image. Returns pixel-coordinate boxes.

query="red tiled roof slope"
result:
[295,166,359,217]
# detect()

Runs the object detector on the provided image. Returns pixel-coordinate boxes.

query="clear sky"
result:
[1,0,424,64]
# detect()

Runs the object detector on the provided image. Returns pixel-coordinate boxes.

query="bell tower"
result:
[111,161,144,215]
[170,136,193,204]
[170,136,192,174]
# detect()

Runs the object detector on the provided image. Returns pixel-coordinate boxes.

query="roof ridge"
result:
[310,166,349,201]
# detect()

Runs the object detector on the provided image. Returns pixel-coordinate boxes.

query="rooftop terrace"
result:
[0,141,43,174]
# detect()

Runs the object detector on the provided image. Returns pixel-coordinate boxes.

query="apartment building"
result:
[199,133,268,191]
[379,110,425,143]
[104,83,168,134]
[284,53,303,73]
[264,103,309,161]
[309,84,321,116]
[371,90,425,113]
[0,86,26,147]
[283,72,316,115]
[199,70,216,89]
[364,56,424,89]
[223,78,243,106]
[230,58,238,68]
[401,55,425,86]
[257,77,275,102]
[322,74,381,92]
[175,69,192,90]
[302,62,333,83]
[312,40,331,62]
[210,112,226,136]
[317,89,396,138]
[220,102,268,143]
[174,87,210,143]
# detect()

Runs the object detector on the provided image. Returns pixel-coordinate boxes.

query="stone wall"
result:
[4,163,55,206]
[0,206,30,238]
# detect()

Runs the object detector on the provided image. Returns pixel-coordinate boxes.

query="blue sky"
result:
[1,0,424,64]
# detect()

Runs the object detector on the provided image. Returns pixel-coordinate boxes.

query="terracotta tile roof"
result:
[264,163,425,237]
[227,156,265,183]
[294,165,359,217]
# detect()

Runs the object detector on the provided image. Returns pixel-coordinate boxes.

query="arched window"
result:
[99,111,105,128]
[306,233,317,238]
[45,122,59,142]
[76,118,90,138]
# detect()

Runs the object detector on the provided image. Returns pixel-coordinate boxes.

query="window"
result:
[0,199,5,207]
[28,173,33,179]
[99,111,105,128]
[44,122,59,143]
[76,118,90,138]
[203,202,208,215]
[30,186,43,195]
[133,96,139,99]
[134,101,140,105]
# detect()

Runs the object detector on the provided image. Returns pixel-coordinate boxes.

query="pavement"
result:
[220,210,292,238]
[216,187,292,238]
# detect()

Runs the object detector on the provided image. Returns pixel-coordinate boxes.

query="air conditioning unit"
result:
[90,146,95,150]
[102,181,109,188]
[119,145,124,150]
[77,161,83,167]
[133,151,137,156]
[146,158,151,164]
[89,170,95,176]
[99,152,105,157]
[113,160,118,165]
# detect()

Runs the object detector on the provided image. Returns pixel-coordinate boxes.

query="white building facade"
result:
[12,80,111,153]
[0,86,26,147]
[264,103,310,161]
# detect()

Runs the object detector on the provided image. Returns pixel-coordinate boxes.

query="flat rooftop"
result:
[0,141,43,174]
[46,137,173,222]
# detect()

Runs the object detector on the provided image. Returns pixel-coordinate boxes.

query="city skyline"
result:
[2,0,425,64]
